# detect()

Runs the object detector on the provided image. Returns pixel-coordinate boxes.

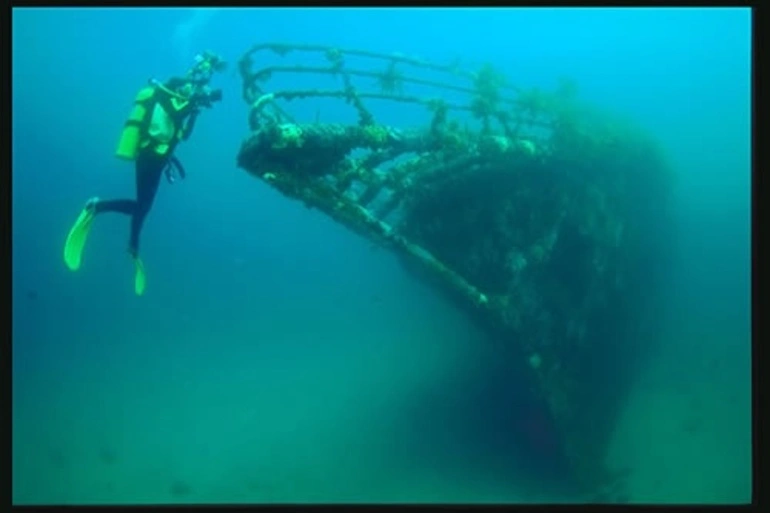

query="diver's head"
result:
[185,50,227,86]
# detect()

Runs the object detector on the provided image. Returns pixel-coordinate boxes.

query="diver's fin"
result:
[132,255,147,296]
[63,197,99,271]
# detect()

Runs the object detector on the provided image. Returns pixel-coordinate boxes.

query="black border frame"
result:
[4,1,764,511]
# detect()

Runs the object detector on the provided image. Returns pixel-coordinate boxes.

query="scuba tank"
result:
[115,79,187,160]
[115,85,157,161]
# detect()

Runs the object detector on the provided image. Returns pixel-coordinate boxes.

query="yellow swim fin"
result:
[132,255,147,296]
[63,197,99,271]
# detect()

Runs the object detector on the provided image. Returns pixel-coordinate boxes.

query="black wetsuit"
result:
[95,93,198,256]
[94,150,169,255]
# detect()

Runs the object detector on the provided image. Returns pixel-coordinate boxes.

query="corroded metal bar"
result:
[253,164,491,310]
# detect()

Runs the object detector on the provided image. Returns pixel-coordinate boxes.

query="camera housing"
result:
[193,87,223,109]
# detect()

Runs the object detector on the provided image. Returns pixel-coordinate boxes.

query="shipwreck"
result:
[234,42,675,496]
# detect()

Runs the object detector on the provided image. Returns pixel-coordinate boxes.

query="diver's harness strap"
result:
[147,79,191,183]
[150,79,188,102]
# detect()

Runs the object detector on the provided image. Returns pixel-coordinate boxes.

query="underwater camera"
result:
[192,86,223,109]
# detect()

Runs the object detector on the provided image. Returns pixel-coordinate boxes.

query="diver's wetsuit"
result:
[94,150,168,255]
[93,92,197,256]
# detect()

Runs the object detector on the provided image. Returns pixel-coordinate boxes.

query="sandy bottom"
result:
[603,326,751,504]
[12,309,751,505]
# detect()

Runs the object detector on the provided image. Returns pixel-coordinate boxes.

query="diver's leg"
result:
[128,154,166,256]
[94,198,135,215]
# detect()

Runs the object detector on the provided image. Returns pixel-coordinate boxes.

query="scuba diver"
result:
[63,51,226,296]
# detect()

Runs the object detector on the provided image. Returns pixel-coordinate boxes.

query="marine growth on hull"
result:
[236,42,675,495]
